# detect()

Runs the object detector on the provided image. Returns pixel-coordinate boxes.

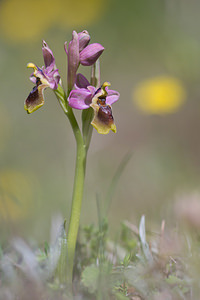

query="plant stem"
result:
[66,119,87,288]
[54,86,88,289]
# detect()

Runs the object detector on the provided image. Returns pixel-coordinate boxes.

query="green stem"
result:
[54,85,88,289]
[67,134,87,286]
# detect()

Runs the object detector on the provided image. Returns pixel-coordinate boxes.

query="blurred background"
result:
[1,0,200,242]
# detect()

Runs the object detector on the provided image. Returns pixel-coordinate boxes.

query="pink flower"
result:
[25,41,60,114]
[68,74,120,134]
[65,31,104,90]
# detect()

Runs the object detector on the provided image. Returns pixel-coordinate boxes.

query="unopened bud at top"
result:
[79,43,104,66]
[78,30,90,52]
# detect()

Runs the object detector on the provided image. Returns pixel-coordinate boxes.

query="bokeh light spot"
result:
[133,76,186,114]
[0,0,57,42]
[0,0,108,43]
[0,170,34,221]
[58,0,107,27]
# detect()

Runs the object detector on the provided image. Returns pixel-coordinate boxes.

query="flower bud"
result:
[78,30,90,52]
[42,40,55,71]
[67,31,79,90]
[79,43,104,66]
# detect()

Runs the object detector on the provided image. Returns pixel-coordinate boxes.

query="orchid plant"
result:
[24,30,120,289]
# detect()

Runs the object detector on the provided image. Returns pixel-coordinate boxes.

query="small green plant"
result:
[24,30,120,291]
[0,214,197,299]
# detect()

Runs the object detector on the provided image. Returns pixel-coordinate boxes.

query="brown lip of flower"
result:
[24,78,49,114]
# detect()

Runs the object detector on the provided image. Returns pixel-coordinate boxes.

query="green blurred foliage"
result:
[0,0,200,241]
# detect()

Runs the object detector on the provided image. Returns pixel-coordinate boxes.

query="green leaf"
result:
[54,219,68,284]
[81,264,99,293]
[54,84,69,113]
[123,254,131,268]
[114,292,129,300]
[124,264,148,297]
[82,107,94,150]
[166,275,188,286]
[0,244,3,259]
[44,241,49,256]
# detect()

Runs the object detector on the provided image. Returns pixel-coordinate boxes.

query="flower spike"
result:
[24,31,120,287]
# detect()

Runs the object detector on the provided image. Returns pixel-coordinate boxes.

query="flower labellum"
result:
[25,73,48,114]
[90,82,117,134]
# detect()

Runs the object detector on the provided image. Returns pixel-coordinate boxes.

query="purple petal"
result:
[68,88,92,109]
[47,69,60,89]
[52,69,60,86]
[106,90,120,105]
[42,40,55,72]
[75,73,90,89]
[30,73,37,84]
[67,31,80,90]
[87,86,96,95]
[79,43,104,66]
[78,30,90,52]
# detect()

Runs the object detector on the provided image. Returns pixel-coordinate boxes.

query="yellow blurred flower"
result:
[58,0,107,28]
[0,0,108,43]
[0,170,34,221]
[133,76,186,114]
[0,0,58,42]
